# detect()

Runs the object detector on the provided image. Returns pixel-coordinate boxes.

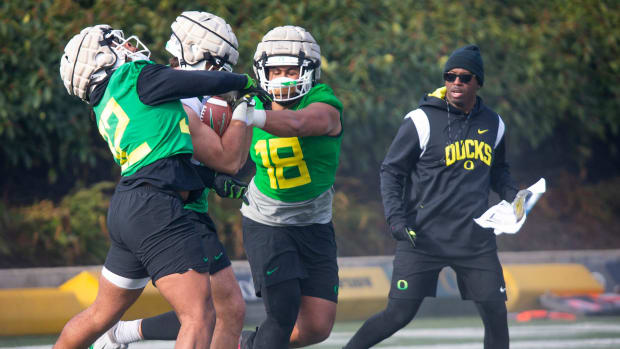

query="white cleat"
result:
[89,323,128,349]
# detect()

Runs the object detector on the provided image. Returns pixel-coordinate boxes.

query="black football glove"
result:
[213,173,248,204]
[391,224,417,247]
[240,74,272,109]
[232,94,254,111]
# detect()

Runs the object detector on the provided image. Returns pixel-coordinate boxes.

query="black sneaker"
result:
[238,329,257,349]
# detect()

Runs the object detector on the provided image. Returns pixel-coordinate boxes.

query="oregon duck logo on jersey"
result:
[445,139,492,169]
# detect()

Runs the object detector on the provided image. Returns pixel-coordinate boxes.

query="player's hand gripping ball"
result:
[200,96,232,136]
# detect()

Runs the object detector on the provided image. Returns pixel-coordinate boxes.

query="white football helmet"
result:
[166,11,239,72]
[253,26,321,102]
[59,25,150,101]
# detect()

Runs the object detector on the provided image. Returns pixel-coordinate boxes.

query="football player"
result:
[56,24,256,349]
[89,12,252,349]
[239,25,343,349]
[91,24,342,349]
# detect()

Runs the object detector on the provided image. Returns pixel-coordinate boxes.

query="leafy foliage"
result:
[0,0,618,265]
[1,0,618,199]
[0,182,114,267]
[497,173,620,251]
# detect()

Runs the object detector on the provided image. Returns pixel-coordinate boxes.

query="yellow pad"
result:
[503,263,603,312]
[59,270,100,307]
[58,270,173,321]
[336,267,390,321]
[122,282,172,320]
[0,288,84,335]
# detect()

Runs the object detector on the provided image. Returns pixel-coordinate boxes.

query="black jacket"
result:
[381,87,518,257]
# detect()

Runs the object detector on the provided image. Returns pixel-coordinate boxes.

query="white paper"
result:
[474,178,546,235]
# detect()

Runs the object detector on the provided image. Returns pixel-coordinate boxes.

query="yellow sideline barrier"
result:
[0,271,173,335]
[336,267,390,321]
[503,263,604,312]
[0,267,393,334]
[123,283,173,320]
[0,287,84,335]
[0,263,606,335]
[58,271,173,320]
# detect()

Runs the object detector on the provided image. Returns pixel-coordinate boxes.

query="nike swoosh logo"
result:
[500,287,506,293]
[266,266,279,276]
[478,129,489,134]
[214,252,223,260]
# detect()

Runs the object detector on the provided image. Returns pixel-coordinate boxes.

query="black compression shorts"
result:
[186,210,231,275]
[242,217,339,303]
[104,185,210,287]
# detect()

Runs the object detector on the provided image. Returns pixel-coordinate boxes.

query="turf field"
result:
[2,316,620,348]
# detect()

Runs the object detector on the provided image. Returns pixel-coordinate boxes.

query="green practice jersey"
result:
[93,61,193,176]
[185,188,209,213]
[251,84,343,202]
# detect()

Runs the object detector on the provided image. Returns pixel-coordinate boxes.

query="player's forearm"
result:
[238,127,253,169]
[137,64,248,106]
[262,103,340,137]
[218,121,251,174]
[192,121,248,175]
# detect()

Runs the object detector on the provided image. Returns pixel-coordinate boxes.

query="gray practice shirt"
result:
[240,178,334,226]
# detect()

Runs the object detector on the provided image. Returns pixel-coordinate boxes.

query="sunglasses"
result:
[444,72,474,84]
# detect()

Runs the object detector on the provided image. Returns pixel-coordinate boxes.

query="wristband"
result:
[252,109,266,128]
[231,102,248,124]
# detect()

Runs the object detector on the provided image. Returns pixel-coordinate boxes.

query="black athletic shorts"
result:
[389,244,507,302]
[104,185,211,286]
[242,217,339,303]
[186,210,231,275]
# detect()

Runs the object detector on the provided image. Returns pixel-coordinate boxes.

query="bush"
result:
[0,182,114,267]
[3,174,620,267]
[497,174,620,251]
[2,0,619,204]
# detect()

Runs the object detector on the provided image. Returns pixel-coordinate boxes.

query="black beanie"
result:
[444,44,484,86]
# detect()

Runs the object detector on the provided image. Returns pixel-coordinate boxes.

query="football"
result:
[200,96,232,136]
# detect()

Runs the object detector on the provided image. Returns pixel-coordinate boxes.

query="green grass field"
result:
[2,316,620,349]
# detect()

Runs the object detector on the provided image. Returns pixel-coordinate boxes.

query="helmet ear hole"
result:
[60,24,134,102]
[95,52,114,66]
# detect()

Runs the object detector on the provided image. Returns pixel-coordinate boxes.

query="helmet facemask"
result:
[252,26,321,103]
[89,29,151,88]
[255,55,318,102]
[60,25,150,102]
[108,30,151,62]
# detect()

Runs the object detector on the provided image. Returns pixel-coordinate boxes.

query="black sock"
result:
[343,298,422,349]
[141,311,181,340]
[252,279,301,349]
[475,301,509,349]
